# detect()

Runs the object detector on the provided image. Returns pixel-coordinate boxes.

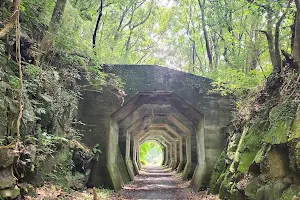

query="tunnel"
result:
[111,92,202,183]
[77,65,233,191]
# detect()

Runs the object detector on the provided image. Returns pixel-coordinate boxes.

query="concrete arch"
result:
[135,130,177,170]
[120,104,196,162]
[138,124,183,170]
[139,136,171,166]
[124,112,195,180]
[147,124,184,172]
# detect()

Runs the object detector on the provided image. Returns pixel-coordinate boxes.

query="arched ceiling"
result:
[111,92,203,125]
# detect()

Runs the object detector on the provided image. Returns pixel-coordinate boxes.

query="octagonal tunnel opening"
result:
[109,92,205,187]
[139,140,163,166]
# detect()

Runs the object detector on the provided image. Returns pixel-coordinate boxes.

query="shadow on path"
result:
[110,166,218,200]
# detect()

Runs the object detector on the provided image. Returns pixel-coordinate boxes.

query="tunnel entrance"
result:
[78,65,233,191]
[139,141,163,166]
[108,91,203,190]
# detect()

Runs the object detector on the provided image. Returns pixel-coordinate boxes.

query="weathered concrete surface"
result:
[77,65,233,191]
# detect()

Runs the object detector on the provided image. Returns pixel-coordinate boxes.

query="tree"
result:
[39,0,67,58]
[93,0,103,50]
[197,0,213,68]
[293,0,300,69]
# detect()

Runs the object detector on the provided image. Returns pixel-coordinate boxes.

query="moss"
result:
[235,123,266,173]
[227,132,240,161]
[281,185,300,200]
[244,177,263,199]
[229,127,249,173]
[264,120,293,144]
[269,100,298,124]
[219,171,243,200]
[209,151,227,194]
[214,170,227,192]
[0,186,20,199]
[254,144,271,163]
[261,146,289,178]
[0,148,16,169]
[0,167,17,190]
[238,150,257,173]
[243,127,265,149]
[264,100,298,144]
[290,108,300,141]
[31,148,70,186]
[290,141,300,174]
[219,172,234,200]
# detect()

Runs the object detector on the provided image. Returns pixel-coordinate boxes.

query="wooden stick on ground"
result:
[93,187,98,200]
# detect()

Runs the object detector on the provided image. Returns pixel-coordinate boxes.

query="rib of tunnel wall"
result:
[77,65,233,191]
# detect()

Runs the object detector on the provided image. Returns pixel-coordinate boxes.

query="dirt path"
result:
[110,166,219,200]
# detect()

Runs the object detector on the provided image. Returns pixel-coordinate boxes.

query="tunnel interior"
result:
[110,92,203,182]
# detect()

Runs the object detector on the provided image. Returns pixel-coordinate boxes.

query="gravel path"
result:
[110,166,219,200]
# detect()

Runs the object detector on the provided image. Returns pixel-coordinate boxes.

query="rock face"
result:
[0,148,16,169]
[209,73,300,199]
[0,148,19,198]
[0,167,17,190]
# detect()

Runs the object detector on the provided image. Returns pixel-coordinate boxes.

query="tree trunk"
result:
[39,0,67,56]
[293,0,300,68]
[197,0,213,68]
[265,9,281,73]
[250,31,259,71]
[0,0,19,38]
[93,0,104,50]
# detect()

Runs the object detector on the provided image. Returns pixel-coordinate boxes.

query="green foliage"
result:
[24,132,68,163]
[19,0,291,98]
[44,149,75,193]
[92,143,102,154]
[269,100,298,124]
[23,64,40,79]
[139,141,163,166]
[281,185,300,200]
[203,66,272,97]
[8,75,19,89]
[92,143,102,161]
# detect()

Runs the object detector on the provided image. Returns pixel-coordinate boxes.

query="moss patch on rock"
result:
[290,141,300,174]
[290,107,300,141]
[31,148,70,186]
[264,100,298,144]
[209,151,227,194]
[281,185,300,200]
[238,151,257,173]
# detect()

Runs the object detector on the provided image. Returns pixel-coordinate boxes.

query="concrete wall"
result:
[77,65,233,191]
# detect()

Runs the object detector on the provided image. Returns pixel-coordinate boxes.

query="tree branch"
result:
[93,0,103,49]
[131,1,153,30]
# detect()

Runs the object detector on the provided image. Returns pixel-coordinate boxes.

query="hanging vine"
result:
[15,0,23,150]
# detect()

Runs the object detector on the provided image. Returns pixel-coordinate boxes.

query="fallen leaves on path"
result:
[24,184,112,200]
[110,166,219,200]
